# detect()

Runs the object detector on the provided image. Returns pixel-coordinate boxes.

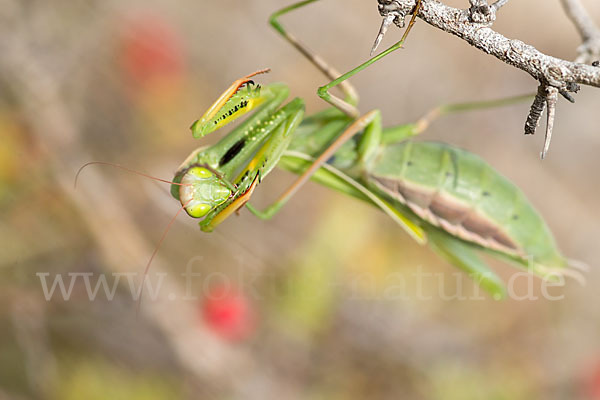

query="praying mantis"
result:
[76,0,581,299]
[163,0,580,298]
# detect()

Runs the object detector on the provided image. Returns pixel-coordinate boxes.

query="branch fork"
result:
[374,0,600,158]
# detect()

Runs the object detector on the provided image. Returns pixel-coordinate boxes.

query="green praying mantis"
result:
[79,0,583,298]
[167,0,584,297]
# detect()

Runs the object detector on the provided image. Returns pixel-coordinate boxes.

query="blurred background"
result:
[1,0,599,399]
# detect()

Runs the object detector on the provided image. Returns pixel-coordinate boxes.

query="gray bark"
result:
[375,0,600,157]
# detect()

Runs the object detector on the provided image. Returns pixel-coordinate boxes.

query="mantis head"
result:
[177,166,232,218]
[175,164,259,232]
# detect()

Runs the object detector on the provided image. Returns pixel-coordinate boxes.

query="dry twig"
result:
[560,0,600,63]
[374,0,600,158]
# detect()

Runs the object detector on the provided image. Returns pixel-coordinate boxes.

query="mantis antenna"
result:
[74,161,192,189]
[74,161,194,312]
[136,198,192,315]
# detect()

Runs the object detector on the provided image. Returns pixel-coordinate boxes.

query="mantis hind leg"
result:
[316,1,422,118]
[269,0,359,107]
[270,0,422,118]
[380,93,537,145]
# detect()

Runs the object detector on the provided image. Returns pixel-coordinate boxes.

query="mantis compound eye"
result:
[179,166,231,218]
[187,166,212,179]
[186,203,212,218]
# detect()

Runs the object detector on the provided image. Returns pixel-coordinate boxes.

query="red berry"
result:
[201,284,255,342]
[118,12,185,86]
[582,358,600,399]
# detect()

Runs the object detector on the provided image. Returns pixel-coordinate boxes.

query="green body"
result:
[172,81,567,298]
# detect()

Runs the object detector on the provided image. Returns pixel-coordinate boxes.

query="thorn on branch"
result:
[559,90,575,103]
[524,84,562,159]
[541,87,559,159]
[371,14,396,56]
[490,0,509,12]
[372,0,420,55]
[559,82,580,102]
[524,85,546,136]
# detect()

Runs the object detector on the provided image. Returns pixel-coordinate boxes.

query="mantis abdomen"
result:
[367,141,566,270]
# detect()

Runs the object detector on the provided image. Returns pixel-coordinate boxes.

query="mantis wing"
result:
[427,228,507,299]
